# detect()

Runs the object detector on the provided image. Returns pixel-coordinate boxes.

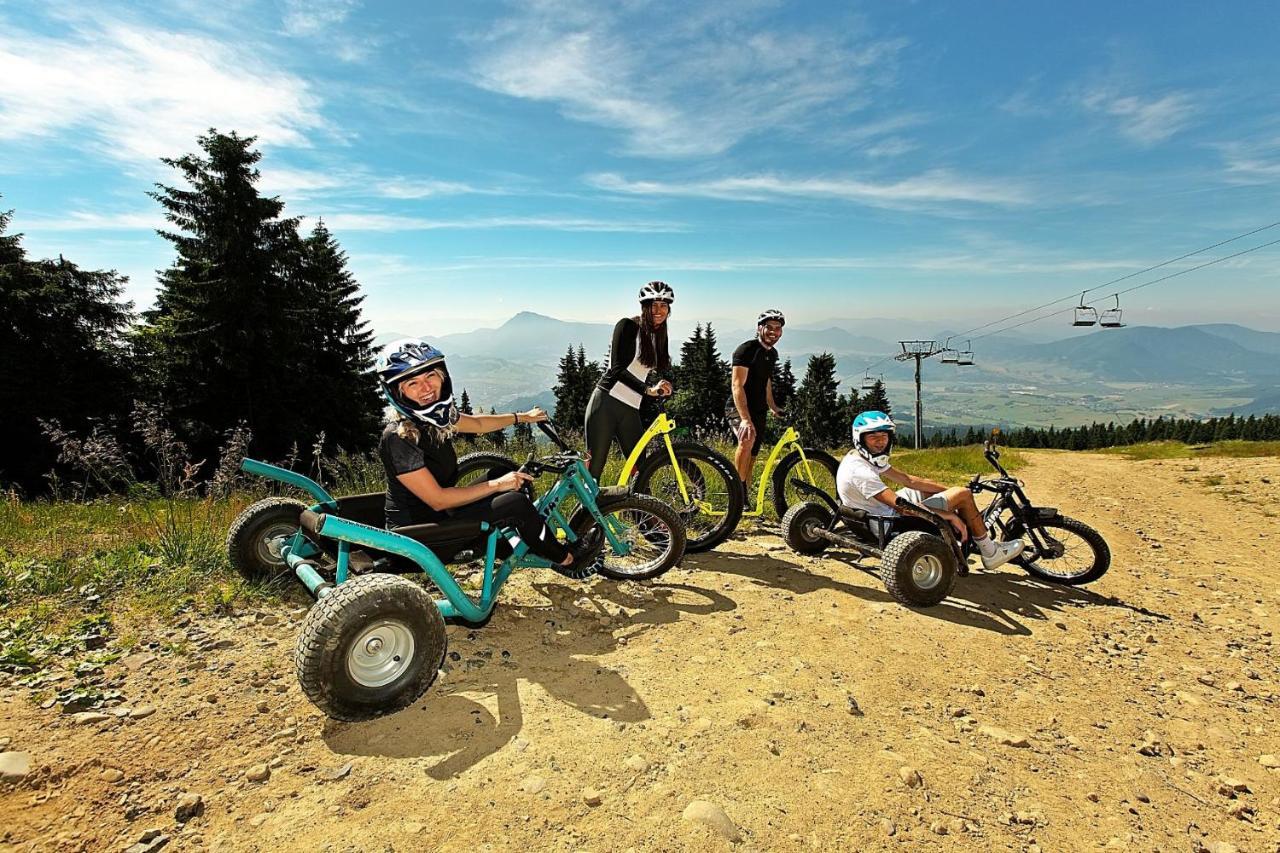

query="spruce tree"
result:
[771,358,797,410]
[0,206,136,492]
[862,379,892,415]
[487,407,507,449]
[552,345,581,431]
[295,219,381,450]
[791,353,844,449]
[144,130,312,463]
[669,323,730,435]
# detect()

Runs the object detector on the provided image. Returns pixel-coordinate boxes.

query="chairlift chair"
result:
[1073,292,1098,327]
[940,337,959,363]
[861,373,877,391]
[1099,294,1125,328]
[957,341,975,366]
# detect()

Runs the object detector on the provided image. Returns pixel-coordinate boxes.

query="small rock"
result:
[1086,792,1100,803]
[978,724,1030,748]
[71,712,112,725]
[691,717,713,733]
[1205,842,1239,853]
[1216,776,1250,796]
[0,751,32,782]
[124,832,170,853]
[244,764,271,783]
[520,775,546,794]
[880,818,896,837]
[682,799,741,842]
[101,768,125,783]
[323,762,353,781]
[582,786,602,806]
[1197,674,1216,687]
[846,694,863,716]
[174,792,203,822]
[624,755,650,773]
[129,705,157,720]
[1135,792,1150,804]
[929,821,949,835]
[897,766,923,788]
[1259,754,1279,769]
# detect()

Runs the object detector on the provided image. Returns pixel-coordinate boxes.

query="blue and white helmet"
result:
[376,339,457,429]
[851,410,895,468]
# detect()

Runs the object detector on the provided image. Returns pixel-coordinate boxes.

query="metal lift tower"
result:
[895,340,944,449]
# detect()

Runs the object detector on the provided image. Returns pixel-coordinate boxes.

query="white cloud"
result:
[588,170,1029,208]
[20,210,165,231]
[1214,138,1280,184]
[258,167,348,196]
[0,21,325,166]
[373,178,489,199]
[1079,88,1196,146]
[319,213,685,233]
[468,3,904,157]
[282,0,359,37]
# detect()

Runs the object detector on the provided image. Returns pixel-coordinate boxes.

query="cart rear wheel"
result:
[226,498,308,583]
[781,501,832,555]
[880,531,956,607]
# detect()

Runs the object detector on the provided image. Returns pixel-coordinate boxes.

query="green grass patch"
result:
[893,445,1027,483]
[1096,440,1280,461]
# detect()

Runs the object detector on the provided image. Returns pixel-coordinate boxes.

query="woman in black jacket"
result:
[583,281,674,481]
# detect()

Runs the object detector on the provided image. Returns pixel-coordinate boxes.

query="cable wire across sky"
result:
[855,220,1280,377]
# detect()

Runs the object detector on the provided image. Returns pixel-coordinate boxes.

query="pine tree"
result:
[552,344,600,433]
[791,353,844,449]
[861,379,892,416]
[295,219,381,451]
[771,358,798,410]
[670,323,730,435]
[144,130,315,463]
[0,205,136,492]
[487,407,507,449]
[456,389,475,446]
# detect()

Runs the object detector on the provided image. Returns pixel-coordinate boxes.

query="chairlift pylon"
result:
[1073,292,1098,327]
[1100,294,1125,328]
[956,340,974,366]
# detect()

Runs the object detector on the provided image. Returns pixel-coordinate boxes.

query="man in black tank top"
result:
[730,309,786,493]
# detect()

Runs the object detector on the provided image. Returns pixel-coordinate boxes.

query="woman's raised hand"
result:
[491,470,535,493]
[648,380,673,397]
[521,407,549,423]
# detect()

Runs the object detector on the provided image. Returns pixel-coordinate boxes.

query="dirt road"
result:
[2,450,1278,851]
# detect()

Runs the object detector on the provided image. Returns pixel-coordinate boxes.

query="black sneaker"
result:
[552,528,603,580]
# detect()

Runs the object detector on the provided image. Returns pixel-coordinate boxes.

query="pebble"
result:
[174,792,203,822]
[0,751,31,782]
[929,820,949,835]
[624,755,650,773]
[520,775,546,794]
[898,766,923,788]
[124,832,170,853]
[682,799,741,842]
[100,768,125,783]
[71,712,112,725]
[582,786,603,806]
[691,717,714,733]
[978,724,1030,748]
[1259,754,1280,769]
[323,762,353,781]
[129,705,157,720]
[244,764,271,783]
[880,818,896,837]
[846,695,862,716]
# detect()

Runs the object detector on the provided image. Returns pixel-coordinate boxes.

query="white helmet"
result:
[756,308,785,327]
[638,280,675,303]
[851,410,895,468]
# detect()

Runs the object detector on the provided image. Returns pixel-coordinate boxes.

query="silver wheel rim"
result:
[347,619,416,688]
[911,554,945,590]
[601,507,672,577]
[255,523,296,566]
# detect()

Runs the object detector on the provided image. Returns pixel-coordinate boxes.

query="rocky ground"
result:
[1,450,1278,852]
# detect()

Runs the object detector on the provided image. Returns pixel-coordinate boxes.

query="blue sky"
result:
[2,0,1278,339]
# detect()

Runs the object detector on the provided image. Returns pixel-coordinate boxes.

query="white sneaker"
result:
[980,539,1025,570]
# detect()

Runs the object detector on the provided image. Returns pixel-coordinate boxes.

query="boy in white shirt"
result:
[836,411,1024,570]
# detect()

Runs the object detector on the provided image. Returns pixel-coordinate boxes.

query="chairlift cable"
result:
[948,219,1280,341]
[968,236,1280,342]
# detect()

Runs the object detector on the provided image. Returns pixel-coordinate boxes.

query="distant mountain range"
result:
[374,313,1280,425]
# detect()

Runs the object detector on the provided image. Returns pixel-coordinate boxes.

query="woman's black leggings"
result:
[447,492,569,563]
[584,388,643,482]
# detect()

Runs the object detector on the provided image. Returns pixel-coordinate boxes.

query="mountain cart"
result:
[227,423,684,721]
[781,433,1110,607]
